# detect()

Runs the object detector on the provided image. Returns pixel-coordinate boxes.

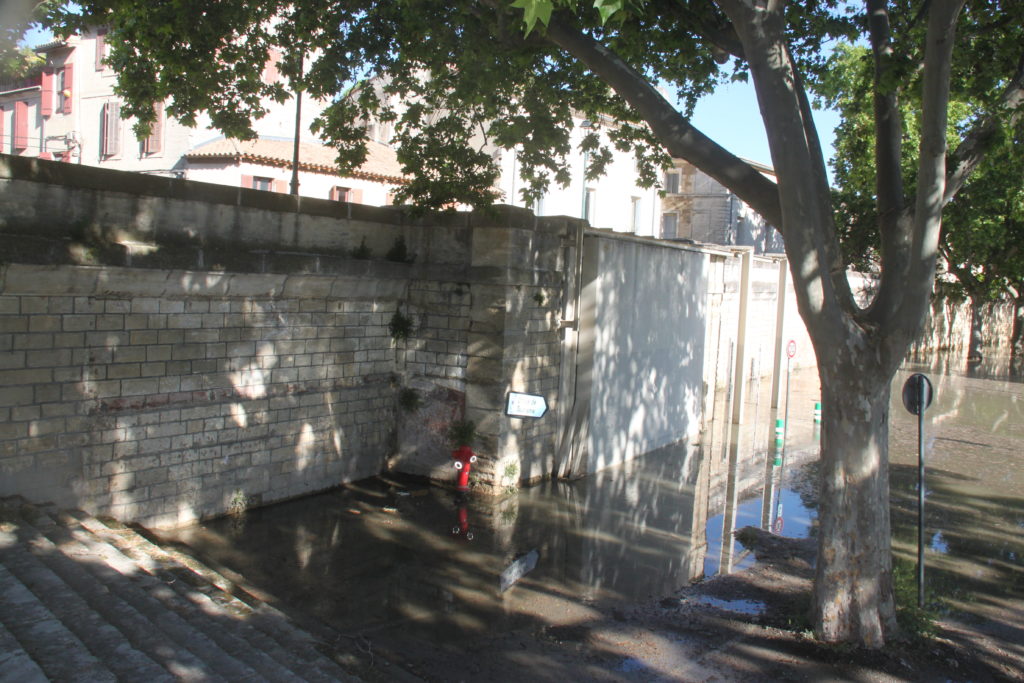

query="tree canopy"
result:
[45,0,1024,647]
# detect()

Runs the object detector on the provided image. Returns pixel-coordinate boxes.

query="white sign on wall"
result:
[505,392,548,419]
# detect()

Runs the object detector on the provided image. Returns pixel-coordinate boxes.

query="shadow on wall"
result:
[583,237,708,474]
[5,265,401,527]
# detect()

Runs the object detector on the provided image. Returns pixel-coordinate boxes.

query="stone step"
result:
[0,533,172,682]
[1,498,371,682]
[0,618,48,683]
[0,562,116,682]
[76,512,364,683]
[31,510,267,682]
[4,510,225,682]
[63,511,331,683]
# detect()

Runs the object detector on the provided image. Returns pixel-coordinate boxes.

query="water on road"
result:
[160,361,1022,655]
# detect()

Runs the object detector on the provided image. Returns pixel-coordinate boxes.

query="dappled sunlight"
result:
[295,423,316,472]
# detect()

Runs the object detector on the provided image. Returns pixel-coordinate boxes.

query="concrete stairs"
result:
[0,496,365,682]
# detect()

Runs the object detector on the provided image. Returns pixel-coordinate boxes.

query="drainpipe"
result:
[730,247,754,425]
[769,257,788,409]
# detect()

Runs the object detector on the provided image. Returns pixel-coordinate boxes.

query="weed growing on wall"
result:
[389,310,414,341]
[398,387,422,412]
[351,237,372,259]
[386,235,415,263]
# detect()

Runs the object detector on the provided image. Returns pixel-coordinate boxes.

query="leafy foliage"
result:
[822,35,1024,300]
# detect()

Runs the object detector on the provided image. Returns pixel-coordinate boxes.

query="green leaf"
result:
[593,0,624,25]
[510,0,554,34]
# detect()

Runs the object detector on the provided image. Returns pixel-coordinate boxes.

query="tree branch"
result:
[944,50,1024,204]
[882,0,965,356]
[650,0,746,60]
[540,14,783,229]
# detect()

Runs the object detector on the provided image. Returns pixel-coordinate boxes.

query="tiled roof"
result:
[186,137,408,184]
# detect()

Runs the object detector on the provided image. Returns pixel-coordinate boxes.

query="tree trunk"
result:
[967,297,985,364]
[812,362,897,647]
[1012,292,1024,377]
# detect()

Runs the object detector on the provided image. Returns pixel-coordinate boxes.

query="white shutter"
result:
[102,101,121,156]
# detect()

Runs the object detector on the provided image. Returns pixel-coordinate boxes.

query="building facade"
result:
[4,29,780,250]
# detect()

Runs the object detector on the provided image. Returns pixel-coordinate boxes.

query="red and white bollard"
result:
[451,445,478,492]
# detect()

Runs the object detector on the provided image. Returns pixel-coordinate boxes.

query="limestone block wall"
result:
[0,154,574,526]
[0,263,407,527]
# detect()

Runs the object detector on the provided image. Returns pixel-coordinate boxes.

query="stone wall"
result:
[0,154,577,527]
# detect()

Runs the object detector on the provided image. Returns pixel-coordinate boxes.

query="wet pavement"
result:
[159,358,1023,663]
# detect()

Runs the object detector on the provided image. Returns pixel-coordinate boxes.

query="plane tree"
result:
[50,0,1024,646]
[821,41,1024,366]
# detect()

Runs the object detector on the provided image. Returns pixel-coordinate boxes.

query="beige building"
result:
[0,28,407,203]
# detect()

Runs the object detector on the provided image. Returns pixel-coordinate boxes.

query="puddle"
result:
[157,363,1023,653]
[617,656,650,673]
[689,596,766,615]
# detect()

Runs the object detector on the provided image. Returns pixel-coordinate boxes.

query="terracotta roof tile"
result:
[186,137,408,184]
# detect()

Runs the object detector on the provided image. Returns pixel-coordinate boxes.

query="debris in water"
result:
[382,506,398,513]
[500,549,539,593]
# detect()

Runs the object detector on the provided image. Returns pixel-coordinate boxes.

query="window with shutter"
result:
[252,176,273,191]
[142,104,163,155]
[61,64,73,115]
[661,213,679,239]
[330,186,350,202]
[102,101,121,157]
[13,101,28,152]
[41,69,53,117]
[95,31,107,70]
[664,171,680,194]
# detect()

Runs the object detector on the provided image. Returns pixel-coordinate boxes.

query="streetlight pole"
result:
[579,119,592,220]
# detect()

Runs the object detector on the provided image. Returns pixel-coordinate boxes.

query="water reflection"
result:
[156,361,1022,655]
[161,441,714,647]
[889,364,1024,635]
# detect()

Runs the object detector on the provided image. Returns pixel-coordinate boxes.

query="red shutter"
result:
[385,193,395,206]
[38,152,52,160]
[95,31,107,70]
[13,101,28,152]
[62,64,74,114]
[350,189,363,204]
[41,69,53,117]
[241,174,254,188]
[274,179,289,193]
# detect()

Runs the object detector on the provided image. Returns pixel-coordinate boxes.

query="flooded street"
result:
[159,360,1023,665]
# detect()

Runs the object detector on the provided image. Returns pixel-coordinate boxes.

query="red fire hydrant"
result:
[451,445,478,492]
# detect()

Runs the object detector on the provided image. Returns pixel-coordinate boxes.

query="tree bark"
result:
[1012,291,1024,377]
[813,358,897,646]
[968,297,985,363]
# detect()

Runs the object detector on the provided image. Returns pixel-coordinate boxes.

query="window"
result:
[252,176,274,191]
[330,186,350,202]
[661,213,679,239]
[140,104,163,155]
[13,101,29,153]
[101,100,121,157]
[630,197,642,232]
[95,31,108,71]
[664,171,680,194]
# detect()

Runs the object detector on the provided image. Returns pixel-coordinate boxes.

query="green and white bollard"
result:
[773,418,784,465]
[814,401,822,424]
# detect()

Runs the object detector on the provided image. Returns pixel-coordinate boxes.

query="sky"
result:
[689,78,841,179]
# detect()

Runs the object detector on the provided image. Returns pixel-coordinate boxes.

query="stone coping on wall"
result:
[0,153,578,281]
